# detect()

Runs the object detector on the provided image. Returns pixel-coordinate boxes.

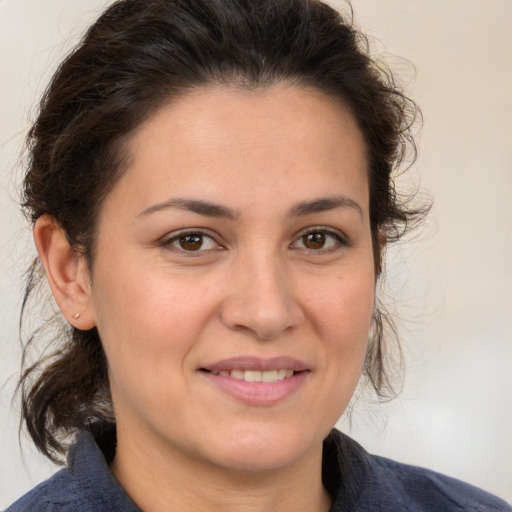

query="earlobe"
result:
[33,215,96,330]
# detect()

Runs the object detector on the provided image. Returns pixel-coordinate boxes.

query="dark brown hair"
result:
[19,0,425,462]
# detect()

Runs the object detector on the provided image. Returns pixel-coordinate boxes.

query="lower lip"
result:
[200,371,309,405]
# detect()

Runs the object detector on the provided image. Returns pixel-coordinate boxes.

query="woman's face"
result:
[87,84,375,472]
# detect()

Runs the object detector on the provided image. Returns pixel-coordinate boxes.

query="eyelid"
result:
[290,226,348,250]
[159,228,224,252]
[158,226,347,253]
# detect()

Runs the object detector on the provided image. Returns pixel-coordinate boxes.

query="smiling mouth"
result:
[201,369,298,383]
[199,362,309,403]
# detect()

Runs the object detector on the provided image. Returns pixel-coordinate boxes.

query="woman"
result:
[5,0,511,510]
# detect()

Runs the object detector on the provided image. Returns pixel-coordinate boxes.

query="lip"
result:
[201,356,310,373]
[199,356,310,405]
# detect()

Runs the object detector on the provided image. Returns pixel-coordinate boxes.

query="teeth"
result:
[211,369,296,382]
[245,370,261,382]
[231,369,245,379]
[262,370,278,382]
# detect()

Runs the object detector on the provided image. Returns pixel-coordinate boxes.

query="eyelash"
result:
[291,227,347,253]
[160,229,221,255]
[160,227,347,255]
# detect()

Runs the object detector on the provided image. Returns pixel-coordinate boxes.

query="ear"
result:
[33,215,96,330]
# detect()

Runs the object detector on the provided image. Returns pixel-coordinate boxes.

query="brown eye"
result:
[302,232,326,249]
[179,234,204,251]
[291,229,345,251]
[164,231,220,253]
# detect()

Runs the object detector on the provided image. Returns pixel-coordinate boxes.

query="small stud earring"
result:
[73,313,81,320]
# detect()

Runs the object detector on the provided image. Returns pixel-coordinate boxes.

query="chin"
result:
[201,423,322,473]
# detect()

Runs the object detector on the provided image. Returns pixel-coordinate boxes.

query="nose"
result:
[220,252,304,340]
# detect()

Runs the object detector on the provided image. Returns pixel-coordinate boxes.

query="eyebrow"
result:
[288,195,363,219]
[137,194,363,220]
[137,198,239,220]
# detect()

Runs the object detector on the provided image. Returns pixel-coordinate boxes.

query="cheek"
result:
[298,274,374,430]
[90,265,212,388]
[304,267,375,387]
[92,260,229,378]
[305,267,375,339]
[93,260,212,341]
[91,272,211,421]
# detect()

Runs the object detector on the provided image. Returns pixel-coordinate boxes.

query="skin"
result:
[35,84,377,512]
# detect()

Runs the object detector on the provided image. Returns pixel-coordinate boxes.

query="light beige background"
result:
[1,0,511,507]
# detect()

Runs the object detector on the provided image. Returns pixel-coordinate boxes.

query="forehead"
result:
[107,84,369,218]
[130,83,366,159]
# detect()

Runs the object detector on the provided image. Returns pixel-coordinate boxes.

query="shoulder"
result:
[4,425,139,512]
[4,468,79,511]
[365,454,511,512]
[326,430,511,512]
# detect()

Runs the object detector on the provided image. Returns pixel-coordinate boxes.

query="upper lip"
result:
[200,356,310,373]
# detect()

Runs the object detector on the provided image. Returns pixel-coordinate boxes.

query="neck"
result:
[110,425,332,512]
